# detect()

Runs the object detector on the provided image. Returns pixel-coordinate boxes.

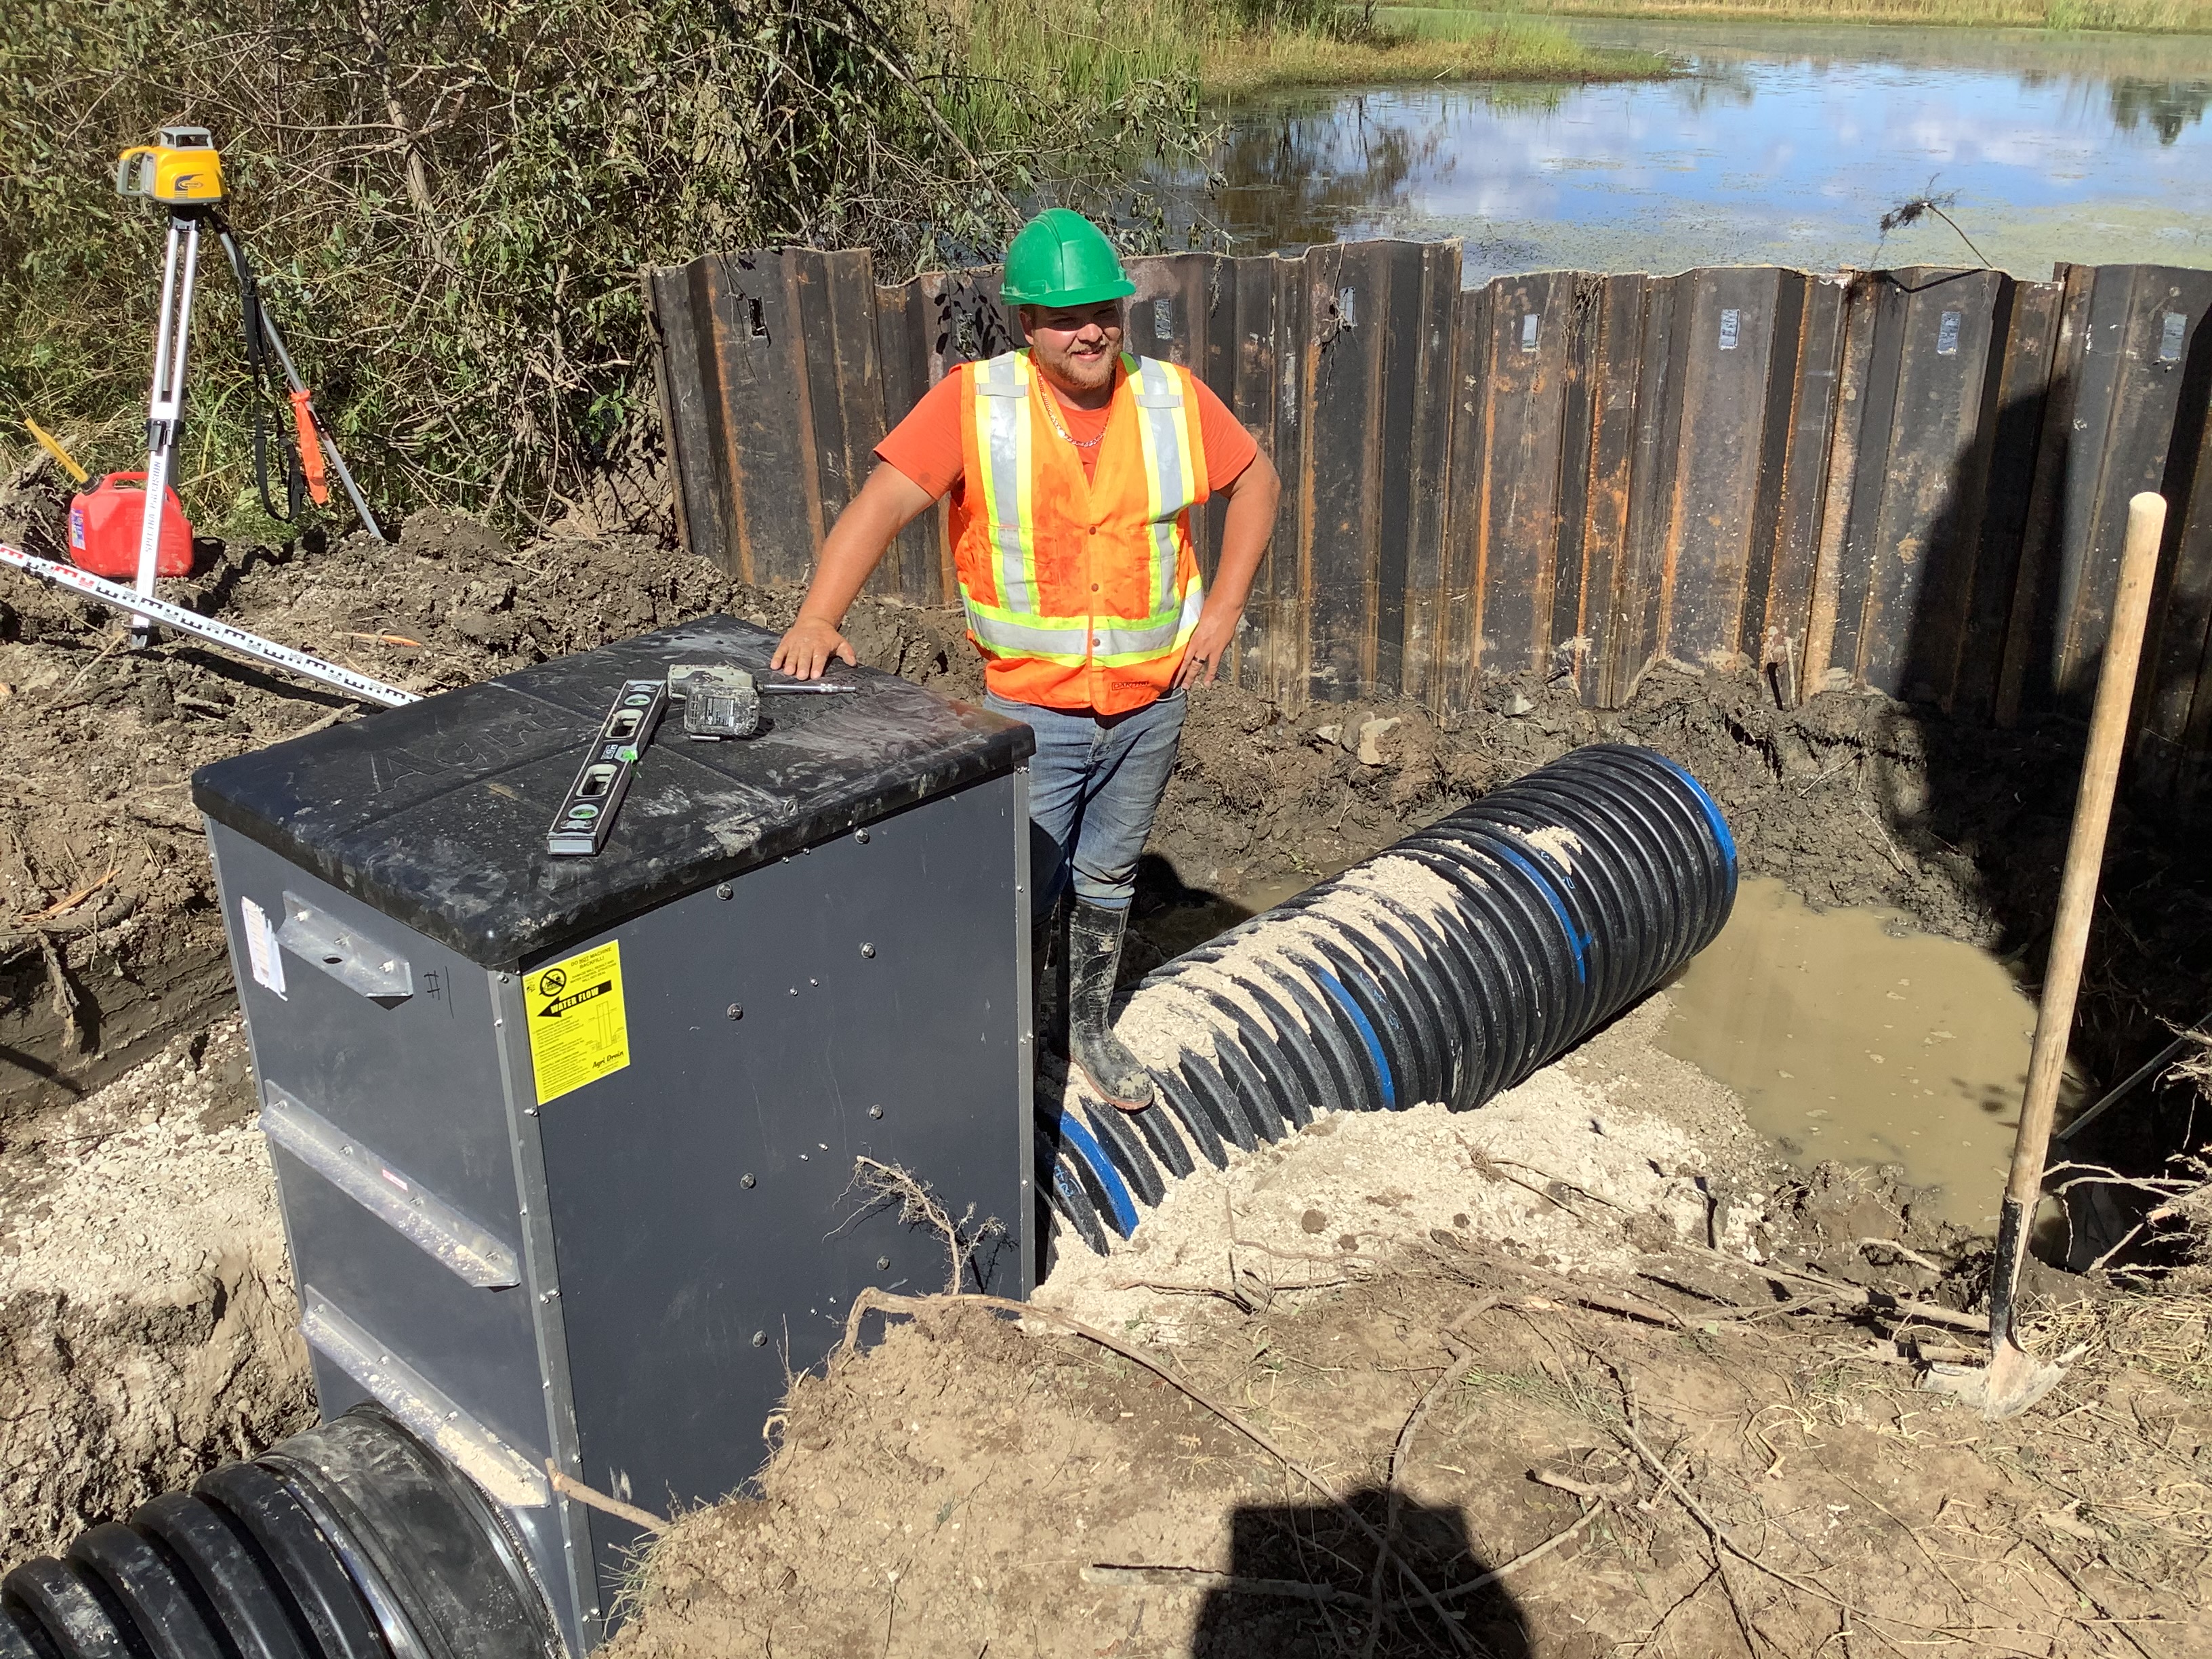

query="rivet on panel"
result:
[869,1105,883,1119]
[716,883,733,900]
[727,1003,743,1020]
[741,1172,757,1187]
[876,1256,892,1271]
[855,828,870,844]
[751,1331,768,1347]
[860,943,876,958]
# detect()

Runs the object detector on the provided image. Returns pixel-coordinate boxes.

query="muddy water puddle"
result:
[1657,876,2060,1227]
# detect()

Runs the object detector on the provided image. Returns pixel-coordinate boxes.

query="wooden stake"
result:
[1984,490,2167,1414]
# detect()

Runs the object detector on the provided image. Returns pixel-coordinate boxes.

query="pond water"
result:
[1163,16,2212,281]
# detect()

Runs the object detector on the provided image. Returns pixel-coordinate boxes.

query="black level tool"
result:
[547,679,668,855]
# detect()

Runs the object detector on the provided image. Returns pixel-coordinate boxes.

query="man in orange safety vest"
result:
[773,209,1281,1113]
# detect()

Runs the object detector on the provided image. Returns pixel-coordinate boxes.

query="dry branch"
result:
[1363,1306,1495,1656]
[840,1288,1472,1649]
[545,1459,666,1532]
[850,1155,997,1294]
[1399,1498,1608,1612]
[1082,1503,1607,1620]
[1080,1565,1360,1604]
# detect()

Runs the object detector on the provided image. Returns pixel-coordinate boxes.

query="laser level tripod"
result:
[116,126,386,646]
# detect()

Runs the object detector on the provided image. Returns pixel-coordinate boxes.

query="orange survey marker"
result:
[289,388,330,506]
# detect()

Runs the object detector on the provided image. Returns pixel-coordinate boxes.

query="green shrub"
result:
[0,0,1197,533]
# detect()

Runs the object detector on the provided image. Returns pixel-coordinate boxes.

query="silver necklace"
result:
[1040,390,1107,449]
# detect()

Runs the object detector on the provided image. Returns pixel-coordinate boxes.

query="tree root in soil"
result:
[846,1155,1000,1295]
[546,1459,668,1534]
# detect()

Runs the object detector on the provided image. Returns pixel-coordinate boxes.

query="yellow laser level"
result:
[106,125,384,649]
[115,126,224,205]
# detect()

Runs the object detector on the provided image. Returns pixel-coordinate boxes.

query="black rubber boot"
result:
[1031,895,1069,1061]
[1067,899,1153,1111]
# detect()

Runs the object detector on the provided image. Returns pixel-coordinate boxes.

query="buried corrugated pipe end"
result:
[1,1406,560,1659]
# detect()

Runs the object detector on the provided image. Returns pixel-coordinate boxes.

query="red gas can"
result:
[68,473,195,579]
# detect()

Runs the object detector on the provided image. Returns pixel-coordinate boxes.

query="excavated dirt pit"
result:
[5,455,2211,1648]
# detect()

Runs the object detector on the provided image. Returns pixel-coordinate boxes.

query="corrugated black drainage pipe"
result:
[1037,743,1738,1252]
[1,1408,557,1659]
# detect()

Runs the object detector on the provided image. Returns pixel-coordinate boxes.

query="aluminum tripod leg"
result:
[133,211,202,648]
[213,228,387,541]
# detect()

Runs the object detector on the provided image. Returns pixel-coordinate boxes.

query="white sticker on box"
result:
[242,897,287,998]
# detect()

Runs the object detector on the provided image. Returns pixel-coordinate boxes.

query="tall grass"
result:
[1204,14,1662,91]
[943,0,1209,152]
[959,0,1652,106]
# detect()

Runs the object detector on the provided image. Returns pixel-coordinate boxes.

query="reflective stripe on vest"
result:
[972,352,1038,617]
[1132,355,1191,626]
[960,350,1202,668]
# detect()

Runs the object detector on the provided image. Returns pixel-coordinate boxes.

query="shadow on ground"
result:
[1191,1496,1529,1658]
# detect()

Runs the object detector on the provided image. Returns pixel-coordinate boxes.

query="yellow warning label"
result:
[523,940,630,1104]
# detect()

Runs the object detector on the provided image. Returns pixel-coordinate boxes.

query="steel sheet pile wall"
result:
[646,246,2212,807]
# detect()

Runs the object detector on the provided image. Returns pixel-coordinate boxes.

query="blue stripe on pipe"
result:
[1054,1109,1139,1235]
[1490,842,1589,984]
[1650,756,1738,874]
[1316,968,1396,1109]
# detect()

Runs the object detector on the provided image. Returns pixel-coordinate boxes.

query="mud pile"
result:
[611,1237,2211,1658]
[1036,996,1786,1341]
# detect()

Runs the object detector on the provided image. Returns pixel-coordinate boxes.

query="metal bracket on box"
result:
[277,893,413,1002]
[261,1082,521,1288]
[300,1291,550,1509]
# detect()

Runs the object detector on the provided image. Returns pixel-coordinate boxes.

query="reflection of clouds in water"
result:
[1177,51,2212,266]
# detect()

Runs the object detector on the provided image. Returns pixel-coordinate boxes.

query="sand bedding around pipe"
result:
[1038,994,1780,1341]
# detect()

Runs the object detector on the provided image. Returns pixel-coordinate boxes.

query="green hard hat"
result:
[1000,209,1134,308]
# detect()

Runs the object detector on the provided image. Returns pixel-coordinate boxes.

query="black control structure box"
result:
[192,617,1035,1652]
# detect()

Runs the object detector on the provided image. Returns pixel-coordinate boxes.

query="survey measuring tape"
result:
[0,541,417,708]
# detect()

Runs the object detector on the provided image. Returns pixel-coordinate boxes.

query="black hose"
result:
[1040,743,1738,1251]
[1,1410,556,1659]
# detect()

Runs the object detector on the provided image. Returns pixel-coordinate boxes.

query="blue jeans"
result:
[988,689,1187,917]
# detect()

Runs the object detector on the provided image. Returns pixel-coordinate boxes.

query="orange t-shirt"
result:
[876,361,1259,502]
